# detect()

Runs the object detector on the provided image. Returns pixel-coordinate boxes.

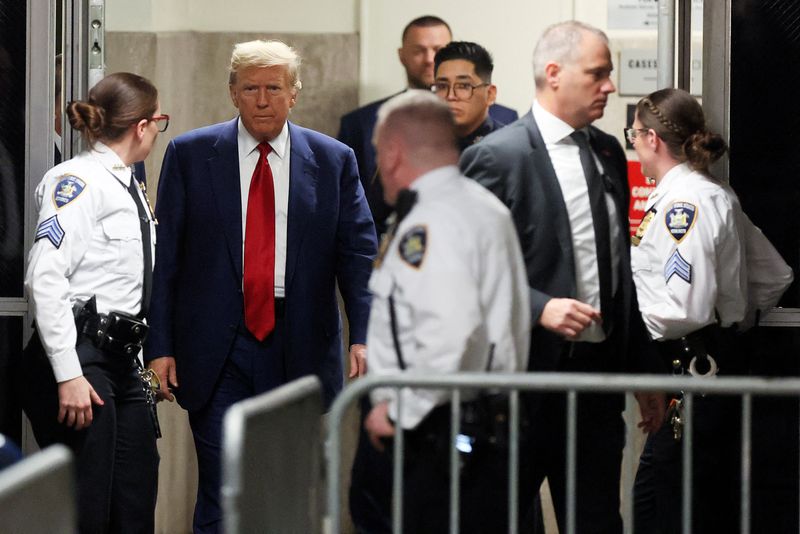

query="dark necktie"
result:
[243,142,276,341]
[571,130,613,334]
[126,171,152,318]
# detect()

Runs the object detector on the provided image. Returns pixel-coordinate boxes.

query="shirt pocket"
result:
[100,218,143,275]
[630,249,653,274]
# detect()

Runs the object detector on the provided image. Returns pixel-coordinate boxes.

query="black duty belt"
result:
[655,323,736,376]
[78,309,148,358]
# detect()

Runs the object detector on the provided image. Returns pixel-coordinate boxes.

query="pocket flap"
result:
[101,218,140,240]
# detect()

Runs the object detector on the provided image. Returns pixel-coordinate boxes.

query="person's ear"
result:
[229,85,240,109]
[486,84,497,106]
[135,118,149,141]
[544,62,561,89]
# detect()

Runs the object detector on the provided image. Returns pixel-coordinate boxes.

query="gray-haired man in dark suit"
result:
[460,20,664,534]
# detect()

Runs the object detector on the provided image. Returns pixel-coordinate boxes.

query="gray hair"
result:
[228,39,302,91]
[532,20,609,89]
[374,90,457,163]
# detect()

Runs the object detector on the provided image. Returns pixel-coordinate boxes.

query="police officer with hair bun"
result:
[627,87,793,533]
[22,72,167,533]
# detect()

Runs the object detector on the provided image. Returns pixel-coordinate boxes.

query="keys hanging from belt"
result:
[667,396,684,441]
[137,365,162,439]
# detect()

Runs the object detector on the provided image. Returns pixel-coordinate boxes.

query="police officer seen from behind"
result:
[432,40,506,152]
[628,88,793,534]
[22,72,164,533]
[348,40,514,533]
[364,90,530,533]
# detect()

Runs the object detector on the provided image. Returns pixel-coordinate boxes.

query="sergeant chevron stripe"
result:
[35,214,65,248]
[664,248,692,284]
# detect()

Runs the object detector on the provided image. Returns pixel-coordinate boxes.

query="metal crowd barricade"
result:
[0,444,76,534]
[222,375,323,534]
[325,372,800,534]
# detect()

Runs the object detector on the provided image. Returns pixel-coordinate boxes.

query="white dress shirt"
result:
[237,119,291,297]
[532,101,621,342]
[631,163,747,339]
[367,165,530,429]
[26,143,156,381]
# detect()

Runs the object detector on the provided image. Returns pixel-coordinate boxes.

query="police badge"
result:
[53,175,87,208]
[664,201,697,243]
[398,225,427,269]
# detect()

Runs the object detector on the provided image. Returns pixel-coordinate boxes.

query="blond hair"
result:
[228,39,302,91]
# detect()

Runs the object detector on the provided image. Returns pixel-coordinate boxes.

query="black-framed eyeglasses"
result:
[624,127,648,145]
[150,114,170,133]
[430,81,490,100]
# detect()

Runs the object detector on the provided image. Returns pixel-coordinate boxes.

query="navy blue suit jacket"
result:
[145,118,377,410]
[338,93,518,234]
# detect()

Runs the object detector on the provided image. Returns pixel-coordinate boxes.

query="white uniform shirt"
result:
[367,165,531,429]
[727,191,793,328]
[25,144,156,382]
[237,119,290,297]
[631,163,748,340]
[532,101,621,342]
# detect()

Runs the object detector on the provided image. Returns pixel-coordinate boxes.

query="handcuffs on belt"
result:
[663,335,719,441]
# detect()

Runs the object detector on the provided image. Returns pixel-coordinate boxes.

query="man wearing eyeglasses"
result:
[432,41,506,152]
[337,16,518,237]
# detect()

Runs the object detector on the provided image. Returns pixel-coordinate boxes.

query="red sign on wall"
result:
[627,161,655,236]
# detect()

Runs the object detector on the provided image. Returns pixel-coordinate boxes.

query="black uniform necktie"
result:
[127,172,153,318]
[571,130,613,335]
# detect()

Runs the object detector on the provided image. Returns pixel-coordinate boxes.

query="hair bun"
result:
[683,130,728,171]
[66,101,105,135]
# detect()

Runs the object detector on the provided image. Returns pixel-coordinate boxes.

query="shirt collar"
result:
[532,99,583,145]
[238,118,290,160]
[91,141,131,186]
[410,165,460,194]
[649,162,692,205]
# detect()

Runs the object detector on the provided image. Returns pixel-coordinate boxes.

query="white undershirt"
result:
[237,119,290,298]
[532,100,621,342]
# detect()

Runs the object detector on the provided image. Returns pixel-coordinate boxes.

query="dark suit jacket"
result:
[145,118,377,410]
[460,112,659,374]
[337,94,518,234]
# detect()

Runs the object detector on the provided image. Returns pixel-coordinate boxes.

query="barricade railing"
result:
[0,444,75,534]
[325,372,800,534]
[222,375,323,534]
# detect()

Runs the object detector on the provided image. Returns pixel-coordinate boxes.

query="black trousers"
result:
[634,326,800,533]
[349,397,393,534]
[633,395,742,534]
[520,341,626,534]
[20,334,159,534]
[389,403,512,534]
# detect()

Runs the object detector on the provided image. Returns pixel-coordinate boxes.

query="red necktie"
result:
[243,142,276,341]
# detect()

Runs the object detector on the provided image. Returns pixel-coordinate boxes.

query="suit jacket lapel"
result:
[209,118,244,280]
[523,113,576,280]
[285,122,318,293]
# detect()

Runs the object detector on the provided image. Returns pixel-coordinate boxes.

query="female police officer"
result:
[627,88,792,533]
[23,72,166,533]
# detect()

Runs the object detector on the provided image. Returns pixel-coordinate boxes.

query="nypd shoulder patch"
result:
[664,248,692,284]
[35,215,65,249]
[664,201,697,243]
[52,175,86,209]
[398,225,427,269]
